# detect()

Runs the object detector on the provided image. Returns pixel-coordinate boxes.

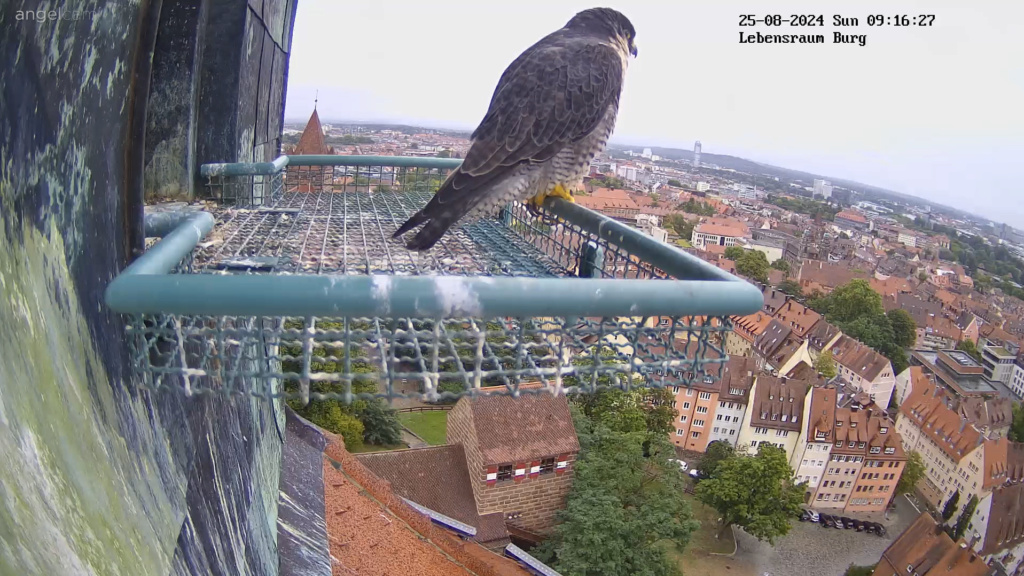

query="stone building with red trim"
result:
[357,390,580,550]
[448,393,580,541]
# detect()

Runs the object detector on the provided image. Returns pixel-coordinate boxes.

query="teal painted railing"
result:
[108,155,763,402]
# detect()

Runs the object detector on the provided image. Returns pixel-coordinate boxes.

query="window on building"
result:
[696,406,708,414]
[686,389,694,396]
[870,447,881,454]
[693,419,704,427]
[691,431,700,438]
[540,457,555,474]
[699,391,712,400]
[683,402,691,410]
[676,429,684,436]
[680,415,688,423]
[884,447,895,454]
[497,464,514,481]
[672,386,680,394]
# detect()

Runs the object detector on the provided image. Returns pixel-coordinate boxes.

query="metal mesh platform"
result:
[109,156,762,404]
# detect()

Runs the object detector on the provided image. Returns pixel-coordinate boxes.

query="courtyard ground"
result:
[397,410,448,445]
[674,493,919,576]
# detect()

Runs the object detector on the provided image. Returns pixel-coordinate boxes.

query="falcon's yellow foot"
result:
[548,184,576,203]
[528,184,576,208]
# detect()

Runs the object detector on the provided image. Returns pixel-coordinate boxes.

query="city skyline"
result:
[285,0,1023,228]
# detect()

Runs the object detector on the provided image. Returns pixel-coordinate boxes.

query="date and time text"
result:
[738,14,936,47]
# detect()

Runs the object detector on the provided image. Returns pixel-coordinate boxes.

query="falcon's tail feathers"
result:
[392,211,428,239]
[402,212,462,252]
[393,203,471,252]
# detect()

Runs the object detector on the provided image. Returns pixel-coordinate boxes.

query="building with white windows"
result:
[735,374,815,462]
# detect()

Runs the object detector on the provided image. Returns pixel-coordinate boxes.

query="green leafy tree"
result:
[952,495,979,540]
[814,350,838,379]
[572,386,676,438]
[777,279,804,298]
[814,280,911,375]
[724,246,745,260]
[436,149,452,158]
[676,198,716,216]
[1010,403,1024,443]
[667,179,682,187]
[662,213,694,239]
[696,440,735,479]
[771,258,791,274]
[822,279,884,324]
[535,409,698,576]
[593,175,626,189]
[896,451,925,495]
[736,250,770,283]
[695,443,805,543]
[886,309,918,349]
[844,565,877,576]
[957,339,983,363]
[357,400,403,445]
[941,490,960,521]
[301,402,365,450]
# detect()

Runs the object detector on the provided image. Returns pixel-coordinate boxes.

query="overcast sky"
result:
[285,1,1024,228]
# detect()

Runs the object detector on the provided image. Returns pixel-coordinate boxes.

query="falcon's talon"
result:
[548,184,576,203]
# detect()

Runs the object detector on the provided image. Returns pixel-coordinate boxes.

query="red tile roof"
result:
[874,512,989,576]
[749,374,815,431]
[836,210,868,224]
[356,445,508,543]
[829,335,891,382]
[322,436,530,576]
[772,299,821,338]
[291,108,334,155]
[461,394,580,465]
[899,380,982,462]
[979,482,1024,556]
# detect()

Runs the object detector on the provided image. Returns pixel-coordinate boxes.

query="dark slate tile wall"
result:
[1,0,297,573]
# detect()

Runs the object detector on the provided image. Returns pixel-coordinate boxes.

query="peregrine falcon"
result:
[393,7,637,251]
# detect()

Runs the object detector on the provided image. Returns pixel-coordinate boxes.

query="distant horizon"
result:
[282,115,1000,228]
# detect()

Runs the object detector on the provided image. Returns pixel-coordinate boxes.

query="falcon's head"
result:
[567,7,638,57]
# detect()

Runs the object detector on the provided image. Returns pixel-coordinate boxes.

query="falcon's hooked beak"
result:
[629,40,638,57]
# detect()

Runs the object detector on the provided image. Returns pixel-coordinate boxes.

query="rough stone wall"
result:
[0,0,295,574]
[475,459,576,535]
[147,0,296,201]
[447,399,487,511]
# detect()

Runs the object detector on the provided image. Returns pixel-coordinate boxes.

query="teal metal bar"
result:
[119,212,215,277]
[543,198,737,282]
[200,155,289,177]
[287,155,462,169]
[106,273,762,318]
[144,210,204,238]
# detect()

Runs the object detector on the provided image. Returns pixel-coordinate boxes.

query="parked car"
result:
[799,510,812,522]
[853,520,865,532]
[807,510,819,523]
[669,459,688,472]
[688,468,701,479]
[841,517,856,529]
